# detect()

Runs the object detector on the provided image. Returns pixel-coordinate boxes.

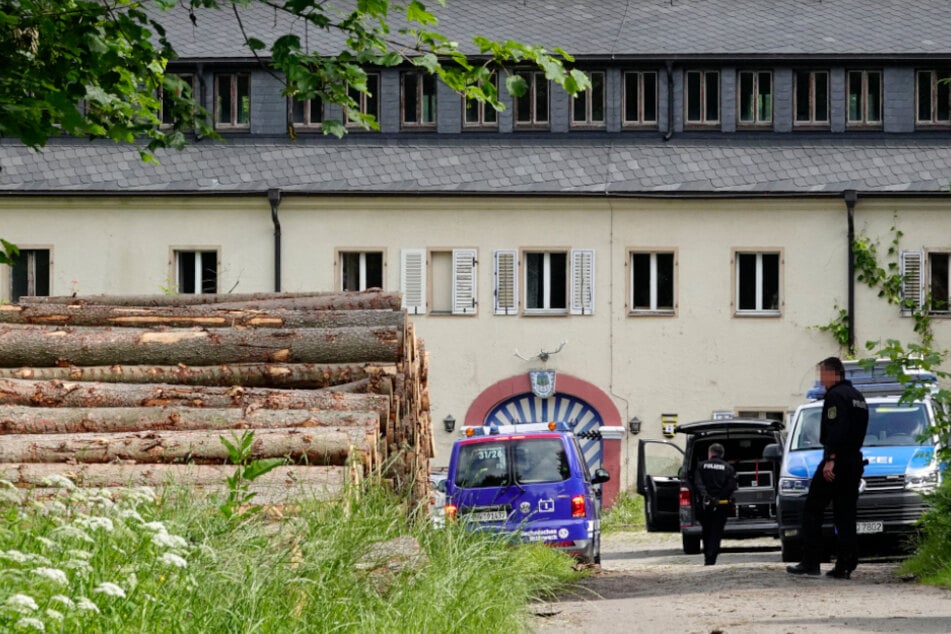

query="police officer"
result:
[694,442,737,566]
[787,356,869,579]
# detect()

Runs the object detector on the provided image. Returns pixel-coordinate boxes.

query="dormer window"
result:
[513,71,549,129]
[464,74,499,129]
[737,71,772,128]
[401,71,437,129]
[346,73,380,129]
[794,70,829,128]
[622,71,658,127]
[290,96,323,129]
[571,71,606,128]
[685,70,719,126]
[848,70,882,127]
[916,70,951,126]
[214,73,250,129]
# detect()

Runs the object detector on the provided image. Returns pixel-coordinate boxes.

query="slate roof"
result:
[2,135,949,195]
[164,0,951,60]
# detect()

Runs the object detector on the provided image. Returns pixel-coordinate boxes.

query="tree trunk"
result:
[0,304,404,329]
[0,427,377,467]
[0,325,402,366]
[0,405,382,435]
[0,363,391,388]
[0,462,346,499]
[0,377,392,413]
[19,291,403,311]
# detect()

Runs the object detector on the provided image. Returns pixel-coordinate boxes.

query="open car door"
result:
[637,439,684,532]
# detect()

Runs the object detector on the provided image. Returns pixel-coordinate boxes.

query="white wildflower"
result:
[1,549,30,564]
[14,617,45,631]
[126,571,138,590]
[76,597,100,613]
[122,486,156,505]
[151,532,188,550]
[50,595,74,608]
[93,582,126,598]
[0,478,15,489]
[40,474,76,490]
[74,516,114,532]
[41,500,68,515]
[45,608,64,622]
[27,553,51,567]
[63,559,93,575]
[118,508,144,523]
[32,567,68,586]
[0,488,20,504]
[142,521,167,533]
[51,525,94,544]
[5,593,39,613]
[34,536,56,550]
[66,549,92,560]
[160,552,188,569]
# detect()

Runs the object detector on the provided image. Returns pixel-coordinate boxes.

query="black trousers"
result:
[800,456,864,569]
[698,505,729,564]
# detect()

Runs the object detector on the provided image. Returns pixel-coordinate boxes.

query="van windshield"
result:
[791,403,929,451]
[454,437,570,488]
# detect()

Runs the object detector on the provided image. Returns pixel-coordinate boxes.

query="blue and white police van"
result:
[440,422,610,564]
[772,361,942,562]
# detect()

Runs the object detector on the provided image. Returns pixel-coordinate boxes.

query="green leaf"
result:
[246,37,267,52]
[241,458,287,482]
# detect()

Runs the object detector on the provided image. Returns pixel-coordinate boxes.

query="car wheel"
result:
[780,536,802,563]
[593,531,601,565]
[682,533,701,555]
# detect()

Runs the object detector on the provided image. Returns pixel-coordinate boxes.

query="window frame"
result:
[684,70,720,127]
[401,71,437,129]
[345,73,381,129]
[847,70,883,128]
[214,73,250,129]
[171,247,220,295]
[160,72,196,127]
[570,70,606,128]
[622,70,659,128]
[916,69,951,127]
[463,74,500,129]
[289,95,324,129]
[927,251,951,315]
[513,70,550,130]
[336,249,386,292]
[629,249,677,316]
[6,246,52,303]
[737,70,773,128]
[523,249,569,316]
[733,249,782,317]
[425,248,479,315]
[793,70,830,128]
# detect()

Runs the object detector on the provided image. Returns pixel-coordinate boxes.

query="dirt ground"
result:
[531,531,951,633]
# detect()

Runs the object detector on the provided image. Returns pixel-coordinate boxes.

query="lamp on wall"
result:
[628,416,642,435]
[443,415,456,433]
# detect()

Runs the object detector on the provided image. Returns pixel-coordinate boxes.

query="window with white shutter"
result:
[400,249,426,314]
[452,249,478,315]
[900,250,924,315]
[928,252,951,314]
[570,249,595,315]
[494,250,518,315]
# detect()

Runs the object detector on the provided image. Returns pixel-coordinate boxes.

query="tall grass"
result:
[601,488,645,533]
[900,477,951,588]
[0,476,579,633]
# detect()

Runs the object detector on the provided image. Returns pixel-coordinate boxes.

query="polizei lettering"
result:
[703,463,727,471]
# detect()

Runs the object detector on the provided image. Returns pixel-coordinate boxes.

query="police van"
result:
[770,361,942,562]
[440,422,610,564]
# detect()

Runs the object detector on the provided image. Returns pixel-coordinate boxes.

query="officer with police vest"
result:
[787,356,869,579]
[694,442,737,565]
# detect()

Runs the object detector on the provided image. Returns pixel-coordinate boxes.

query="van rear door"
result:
[637,439,684,532]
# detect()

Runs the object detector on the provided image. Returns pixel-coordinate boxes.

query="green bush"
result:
[900,477,951,587]
[602,488,645,533]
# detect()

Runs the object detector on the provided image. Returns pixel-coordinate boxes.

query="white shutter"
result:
[900,250,924,315]
[400,249,426,315]
[494,250,518,315]
[452,249,478,315]
[570,249,595,315]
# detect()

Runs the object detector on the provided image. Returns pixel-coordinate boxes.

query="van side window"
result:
[515,438,570,483]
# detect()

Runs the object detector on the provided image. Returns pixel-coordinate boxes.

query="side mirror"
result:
[436,479,447,493]
[592,468,611,484]
[762,443,783,462]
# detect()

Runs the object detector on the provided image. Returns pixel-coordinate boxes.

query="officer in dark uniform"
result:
[787,356,869,579]
[693,442,737,566]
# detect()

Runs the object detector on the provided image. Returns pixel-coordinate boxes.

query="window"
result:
[794,70,829,126]
[290,96,323,128]
[735,251,781,315]
[161,73,195,126]
[513,71,549,129]
[847,70,882,126]
[215,73,250,128]
[516,249,595,315]
[401,72,437,128]
[429,249,478,315]
[174,250,218,294]
[737,70,772,126]
[346,73,380,127]
[464,74,499,128]
[9,249,50,302]
[929,252,951,313]
[494,250,518,315]
[339,251,383,292]
[916,70,951,126]
[571,71,605,127]
[685,70,719,125]
[630,251,675,314]
[622,71,658,127]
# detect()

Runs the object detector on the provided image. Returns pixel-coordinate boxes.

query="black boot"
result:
[825,567,851,579]
[786,562,820,576]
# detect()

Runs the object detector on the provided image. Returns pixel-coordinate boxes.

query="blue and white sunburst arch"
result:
[484,393,604,471]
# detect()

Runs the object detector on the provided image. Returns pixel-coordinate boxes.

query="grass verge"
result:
[601,488,645,534]
[899,477,951,588]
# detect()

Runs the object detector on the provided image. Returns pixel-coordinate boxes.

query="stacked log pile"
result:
[0,291,432,506]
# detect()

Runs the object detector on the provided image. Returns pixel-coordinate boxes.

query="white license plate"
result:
[469,510,508,522]
[856,521,884,534]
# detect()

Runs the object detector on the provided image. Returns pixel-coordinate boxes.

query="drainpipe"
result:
[267,188,282,292]
[663,60,674,141]
[844,189,858,355]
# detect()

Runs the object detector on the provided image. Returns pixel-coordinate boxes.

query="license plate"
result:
[468,510,508,522]
[856,521,884,534]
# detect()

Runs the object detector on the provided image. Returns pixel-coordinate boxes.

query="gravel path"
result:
[531,531,951,633]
